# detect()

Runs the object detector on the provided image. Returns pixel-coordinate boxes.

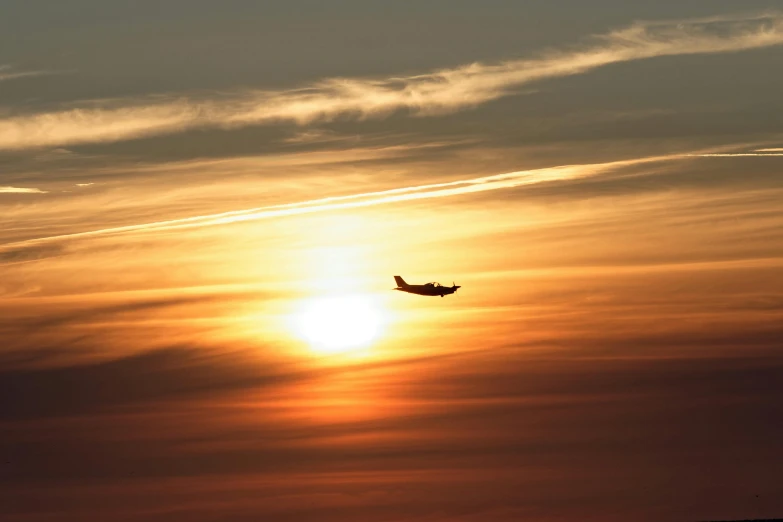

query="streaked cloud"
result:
[0,65,56,83]
[1,13,782,150]
[690,153,783,157]
[3,5,783,521]
[0,186,46,194]
[0,154,671,252]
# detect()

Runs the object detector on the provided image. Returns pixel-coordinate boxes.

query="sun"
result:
[292,294,384,354]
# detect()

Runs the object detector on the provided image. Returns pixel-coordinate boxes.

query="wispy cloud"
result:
[0,64,58,83]
[756,148,783,152]
[1,13,782,150]
[0,186,46,194]
[0,155,672,252]
[690,153,783,157]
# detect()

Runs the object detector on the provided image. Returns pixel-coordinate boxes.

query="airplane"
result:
[393,276,460,297]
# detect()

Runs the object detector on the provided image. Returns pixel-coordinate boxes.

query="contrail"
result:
[0,155,672,252]
[689,153,783,157]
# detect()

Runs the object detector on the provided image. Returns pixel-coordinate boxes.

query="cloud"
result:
[0,186,46,193]
[2,335,782,521]
[689,153,783,157]
[1,13,782,150]
[683,144,783,157]
[0,346,296,421]
[0,65,56,83]
[0,154,673,253]
[0,244,62,264]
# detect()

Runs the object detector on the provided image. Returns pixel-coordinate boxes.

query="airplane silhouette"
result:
[393,276,460,297]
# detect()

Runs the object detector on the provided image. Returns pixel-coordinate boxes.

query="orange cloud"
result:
[0,154,672,251]
[0,186,46,194]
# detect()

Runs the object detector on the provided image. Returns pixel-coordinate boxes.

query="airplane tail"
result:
[394,275,408,288]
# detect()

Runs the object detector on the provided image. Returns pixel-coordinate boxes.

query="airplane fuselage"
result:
[394,285,458,297]
[393,276,460,297]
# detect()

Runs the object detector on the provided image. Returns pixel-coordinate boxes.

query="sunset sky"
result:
[2,2,783,521]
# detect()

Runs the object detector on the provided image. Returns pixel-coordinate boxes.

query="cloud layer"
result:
[1,13,782,150]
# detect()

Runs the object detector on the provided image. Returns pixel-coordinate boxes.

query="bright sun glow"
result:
[293,294,384,354]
